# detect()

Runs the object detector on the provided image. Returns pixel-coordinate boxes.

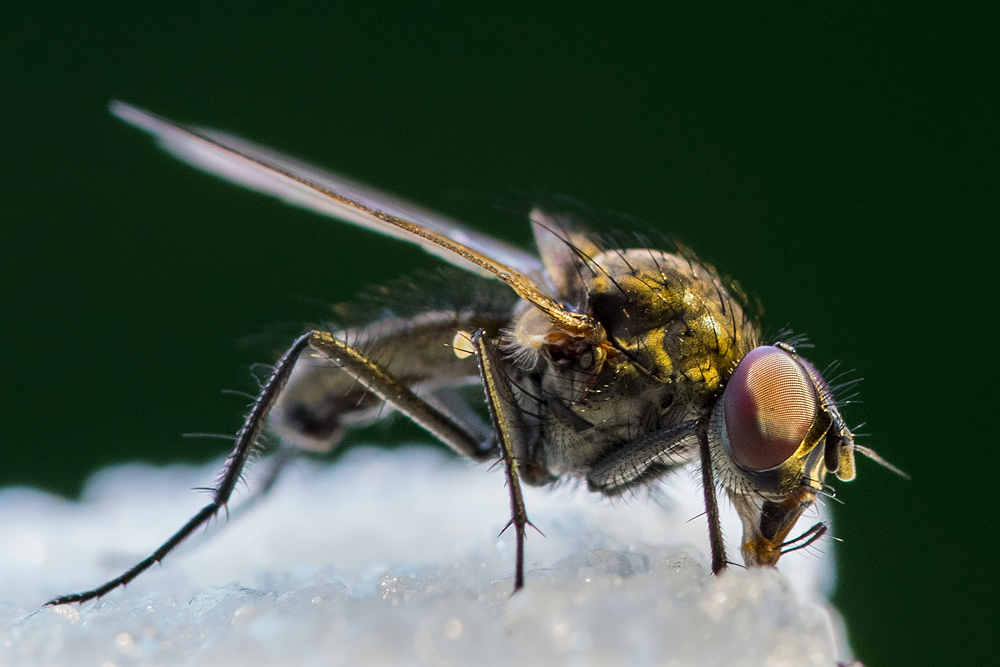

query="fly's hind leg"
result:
[47,330,494,606]
[47,332,314,606]
[305,331,492,461]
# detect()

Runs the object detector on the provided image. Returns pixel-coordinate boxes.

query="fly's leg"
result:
[584,422,727,575]
[46,333,313,606]
[422,384,495,445]
[470,330,533,592]
[305,331,491,461]
[212,443,305,527]
[162,442,310,559]
[48,330,493,606]
[585,420,700,494]
[698,427,728,575]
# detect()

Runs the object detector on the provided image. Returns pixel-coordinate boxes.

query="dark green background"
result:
[3,3,995,664]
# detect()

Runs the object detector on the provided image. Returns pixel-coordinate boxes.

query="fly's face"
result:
[707,342,858,566]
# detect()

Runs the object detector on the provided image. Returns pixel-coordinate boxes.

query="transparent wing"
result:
[110,101,546,284]
[111,101,600,338]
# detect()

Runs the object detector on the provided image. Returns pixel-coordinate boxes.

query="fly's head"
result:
[708,342,858,566]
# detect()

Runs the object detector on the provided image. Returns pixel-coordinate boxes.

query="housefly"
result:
[49,102,899,605]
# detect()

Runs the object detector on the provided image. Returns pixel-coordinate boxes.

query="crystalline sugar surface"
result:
[0,446,849,666]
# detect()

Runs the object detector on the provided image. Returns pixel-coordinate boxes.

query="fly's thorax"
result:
[585,249,756,398]
[531,354,675,476]
[502,308,664,475]
[502,248,758,478]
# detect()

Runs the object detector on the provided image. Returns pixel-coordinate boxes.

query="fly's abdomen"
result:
[271,309,510,451]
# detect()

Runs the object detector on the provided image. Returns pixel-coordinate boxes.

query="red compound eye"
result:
[724,346,817,471]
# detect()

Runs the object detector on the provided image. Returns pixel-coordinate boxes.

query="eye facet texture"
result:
[724,346,817,471]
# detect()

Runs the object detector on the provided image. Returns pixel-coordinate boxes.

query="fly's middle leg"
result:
[471,330,535,593]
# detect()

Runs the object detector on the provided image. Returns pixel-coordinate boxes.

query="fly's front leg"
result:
[584,422,728,575]
[698,427,728,575]
[470,330,534,592]
[49,330,492,606]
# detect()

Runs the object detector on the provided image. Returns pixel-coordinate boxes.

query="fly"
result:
[48,102,901,605]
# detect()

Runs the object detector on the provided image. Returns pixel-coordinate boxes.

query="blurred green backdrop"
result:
[2,3,995,664]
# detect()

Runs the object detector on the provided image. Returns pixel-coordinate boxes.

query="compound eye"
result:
[724,346,818,471]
